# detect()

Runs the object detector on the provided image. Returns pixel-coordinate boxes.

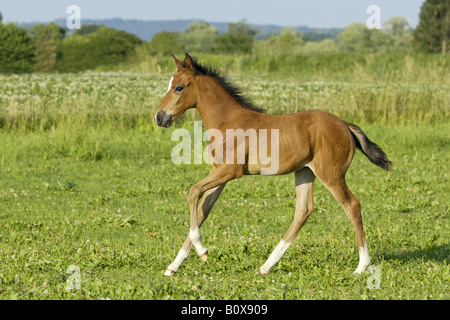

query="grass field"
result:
[0,61,449,300]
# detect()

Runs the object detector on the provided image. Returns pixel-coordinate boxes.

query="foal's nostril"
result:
[155,112,162,126]
[155,110,173,127]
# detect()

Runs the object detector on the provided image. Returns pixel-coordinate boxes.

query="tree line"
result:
[0,0,449,74]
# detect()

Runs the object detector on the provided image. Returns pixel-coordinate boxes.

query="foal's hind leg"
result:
[260,167,315,275]
[324,179,371,274]
[164,184,226,276]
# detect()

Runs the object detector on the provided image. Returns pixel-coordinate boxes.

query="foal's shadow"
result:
[378,244,449,263]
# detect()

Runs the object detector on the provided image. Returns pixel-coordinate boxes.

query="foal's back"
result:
[238,109,355,176]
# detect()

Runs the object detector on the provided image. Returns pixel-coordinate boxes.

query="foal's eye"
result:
[175,86,184,92]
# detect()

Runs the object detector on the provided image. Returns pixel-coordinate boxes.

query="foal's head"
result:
[155,54,198,128]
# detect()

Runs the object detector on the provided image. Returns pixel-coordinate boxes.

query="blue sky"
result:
[1,0,424,28]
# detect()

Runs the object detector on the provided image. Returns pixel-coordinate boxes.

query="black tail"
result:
[346,122,392,171]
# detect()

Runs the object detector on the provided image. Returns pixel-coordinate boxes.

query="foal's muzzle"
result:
[155,110,173,128]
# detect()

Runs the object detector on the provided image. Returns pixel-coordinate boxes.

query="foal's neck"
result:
[195,76,249,130]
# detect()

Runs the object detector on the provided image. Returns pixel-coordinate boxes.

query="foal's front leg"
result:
[165,166,236,276]
[164,184,225,276]
[188,169,234,261]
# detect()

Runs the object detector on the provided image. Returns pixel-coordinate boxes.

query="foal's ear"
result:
[183,53,195,71]
[172,54,183,71]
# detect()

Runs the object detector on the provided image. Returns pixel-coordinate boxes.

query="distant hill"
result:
[19,18,342,41]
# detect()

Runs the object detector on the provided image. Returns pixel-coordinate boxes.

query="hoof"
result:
[259,267,269,275]
[200,253,208,262]
[353,266,368,275]
[164,269,176,277]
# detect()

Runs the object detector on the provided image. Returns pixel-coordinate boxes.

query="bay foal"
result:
[155,54,392,276]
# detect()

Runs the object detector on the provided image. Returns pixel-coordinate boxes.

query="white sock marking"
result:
[260,240,291,274]
[166,248,190,274]
[190,226,207,257]
[354,242,371,274]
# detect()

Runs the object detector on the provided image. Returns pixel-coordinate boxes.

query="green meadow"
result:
[0,53,448,300]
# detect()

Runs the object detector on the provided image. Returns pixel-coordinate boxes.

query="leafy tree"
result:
[55,34,89,72]
[337,23,368,52]
[384,17,412,51]
[214,33,252,54]
[148,31,184,55]
[74,24,100,36]
[0,23,35,73]
[214,20,256,54]
[269,27,305,55]
[180,21,218,53]
[90,26,142,64]
[301,39,339,54]
[368,28,394,52]
[385,17,411,37]
[301,29,341,42]
[337,23,392,52]
[228,19,257,37]
[0,11,3,24]
[413,0,450,54]
[56,25,142,72]
[29,23,66,72]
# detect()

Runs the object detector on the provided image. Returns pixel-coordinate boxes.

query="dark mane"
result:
[183,58,265,113]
